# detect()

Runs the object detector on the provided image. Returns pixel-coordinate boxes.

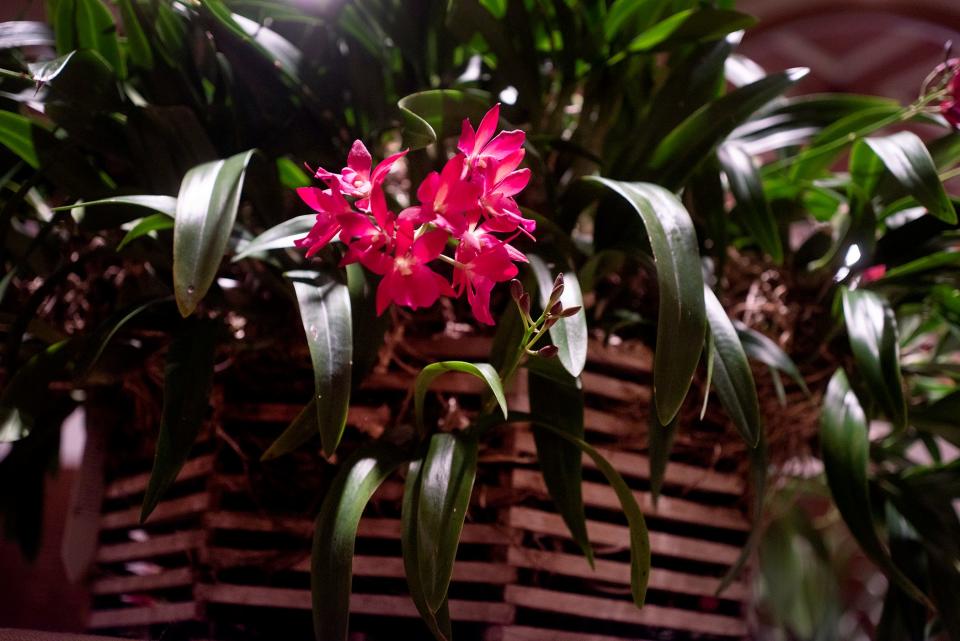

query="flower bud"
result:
[510,279,524,301]
[538,345,559,359]
[549,301,563,317]
[549,276,565,305]
[544,316,558,329]
[558,305,582,318]
[518,293,531,319]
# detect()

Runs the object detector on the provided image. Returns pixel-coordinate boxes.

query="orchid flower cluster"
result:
[295,104,535,324]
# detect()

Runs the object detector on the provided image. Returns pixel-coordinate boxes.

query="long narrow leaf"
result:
[173,150,256,316]
[288,270,352,456]
[718,142,782,263]
[414,361,506,436]
[140,320,217,521]
[528,255,588,377]
[312,441,407,641]
[586,179,705,424]
[232,214,316,262]
[704,286,761,446]
[528,357,592,564]
[820,369,930,607]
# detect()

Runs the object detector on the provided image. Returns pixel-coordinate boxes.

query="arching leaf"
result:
[414,361,506,436]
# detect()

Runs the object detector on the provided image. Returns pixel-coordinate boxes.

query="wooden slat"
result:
[96,531,203,563]
[101,493,210,530]
[487,625,654,641]
[222,403,388,429]
[92,568,195,595]
[194,585,515,624]
[506,507,741,565]
[504,586,745,637]
[506,548,748,600]
[87,602,198,628]
[581,371,650,403]
[204,512,517,545]
[202,548,516,584]
[510,469,747,531]
[512,432,743,495]
[104,456,213,499]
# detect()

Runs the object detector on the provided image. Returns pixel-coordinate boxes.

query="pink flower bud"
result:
[538,345,559,359]
[510,279,524,301]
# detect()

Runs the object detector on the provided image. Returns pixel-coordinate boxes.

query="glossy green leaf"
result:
[232,214,315,262]
[173,150,256,316]
[74,0,126,77]
[346,263,388,386]
[117,214,175,250]
[528,356,592,565]
[863,132,956,224]
[528,255,588,378]
[287,270,352,456]
[604,0,669,39]
[260,399,317,461]
[819,368,930,607]
[718,142,782,263]
[533,421,651,607]
[75,298,166,379]
[0,111,41,168]
[277,157,312,189]
[141,320,217,522]
[312,441,406,641]
[841,288,907,431]
[401,460,453,641]
[417,432,479,612]
[117,0,154,69]
[414,361,506,436]
[53,195,178,218]
[717,429,767,594]
[648,68,808,188]
[735,323,809,394]
[0,21,54,49]
[398,89,493,150]
[620,8,755,55]
[704,286,761,446]
[586,179,705,424]
[880,250,960,280]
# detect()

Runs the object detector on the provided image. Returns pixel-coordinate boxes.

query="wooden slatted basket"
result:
[87,335,749,640]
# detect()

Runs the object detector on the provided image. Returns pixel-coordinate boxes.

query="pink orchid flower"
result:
[315,140,407,210]
[939,61,960,127]
[477,164,535,237]
[375,221,453,315]
[337,185,398,273]
[458,104,526,173]
[452,237,520,325]
[404,154,481,235]
[294,186,353,257]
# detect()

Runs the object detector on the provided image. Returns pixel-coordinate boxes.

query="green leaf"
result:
[735,323,809,394]
[586,179,706,424]
[648,68,808,188]
[0,111,42,168]
[417,432,479,612]
[287,270,352,456]
[52,195,178,218]
[312,441,407,641]
[604,0,670,39]
[414,361,506,436]
[718,142,782,263]
[704,286,761,446]
[401,459,453,641]
[117,0,154,69]
[173,150,256,316]
[260,400,317,461]
[619,8,755,55]
[533,421,651,607]
[117,213,175,250]
[0,341,77,443]
[717,429,767,594]
[141,320,217,522]
[398,89,493,150]
[863,132,957,224]
[819,369,930,608]
[841,288,907,432]
[277,157,312,189]
[527,255,588,378]
[75,0,126,77]
[879,250,960,281]
[528,356,592,565]
[232,214,315,262]
[346,263,388,386]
